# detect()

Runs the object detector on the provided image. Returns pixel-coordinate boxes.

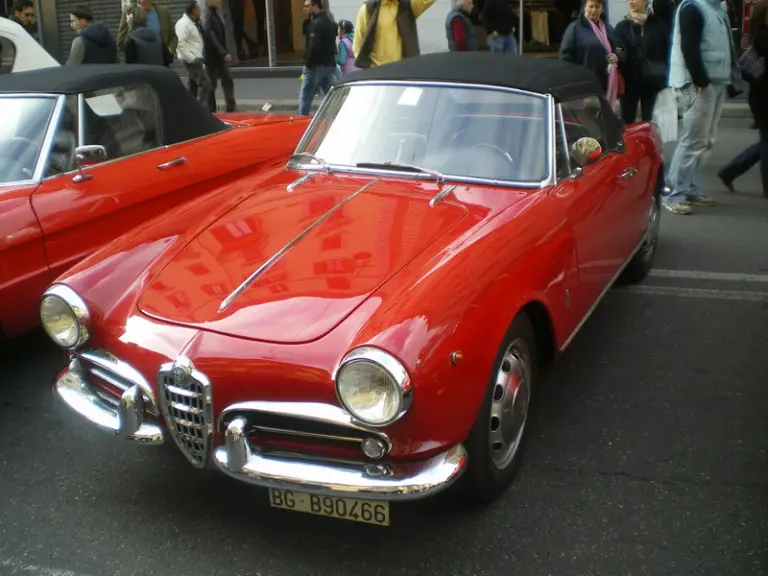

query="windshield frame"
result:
[288,80,557,189]
[0,92,64,188]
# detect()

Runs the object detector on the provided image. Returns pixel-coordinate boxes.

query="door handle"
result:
[157,157,187,170]
[619,167,638,179]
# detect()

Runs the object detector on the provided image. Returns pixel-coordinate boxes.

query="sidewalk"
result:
[191,76,753,119]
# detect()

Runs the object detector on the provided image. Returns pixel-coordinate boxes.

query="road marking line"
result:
[616,285,768,302]
[0,557,95,576]
[649,269,768,283]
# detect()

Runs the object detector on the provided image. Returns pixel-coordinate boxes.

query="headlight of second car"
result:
[335,347,412,427]
[39,284,90,349]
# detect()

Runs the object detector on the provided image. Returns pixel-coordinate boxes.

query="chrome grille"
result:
[218,401,391,461]
[158,358,212,468]
[75,350,157,416]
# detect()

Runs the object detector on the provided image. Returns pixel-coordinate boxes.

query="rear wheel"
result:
[620,174,662,284]
[458,313,537,503]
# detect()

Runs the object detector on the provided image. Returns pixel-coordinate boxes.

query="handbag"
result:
[738,45,765,82]
[652,87,678,143]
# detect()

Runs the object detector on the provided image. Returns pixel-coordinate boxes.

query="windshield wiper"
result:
[355,162,445,183]
[290,152,330,172]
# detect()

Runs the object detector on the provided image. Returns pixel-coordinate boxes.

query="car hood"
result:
[137,176,470,344]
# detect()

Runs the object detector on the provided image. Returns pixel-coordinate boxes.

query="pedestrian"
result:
[175,1,211,108]
[117,0,177,55]
[614,0,669,123]
[446,0,478,51]
[718,0,768,197]
[9,0,36,38]
[559,0,624,108]
[353,0,437,68]
[336,19,360,75]
[203,0,236,112]
[662,0,740,214]
[66,5,118,64]
[298,0,337,116]
[481,0,517,54]
[125,6,174,65]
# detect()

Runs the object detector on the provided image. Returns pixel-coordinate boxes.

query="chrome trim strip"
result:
[54,362,164,444]
[559,232,648,352]
[556,102,572,180]
[213,421,468,501]
[218,178,381,312]
[32,95,66,182]
[544,95,557,187]
[289,80,553,190]
[77,93,85,147]
[217,400,391,450]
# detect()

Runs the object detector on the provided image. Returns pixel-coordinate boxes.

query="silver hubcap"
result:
[642,195,661,260]
[489,339,531,470]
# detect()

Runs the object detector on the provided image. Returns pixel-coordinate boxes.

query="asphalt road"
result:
[1,119,767,576]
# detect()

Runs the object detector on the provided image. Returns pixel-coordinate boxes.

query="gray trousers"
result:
[182,59,211,110]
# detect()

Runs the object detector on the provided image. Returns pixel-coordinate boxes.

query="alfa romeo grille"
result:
[158,360,212,468]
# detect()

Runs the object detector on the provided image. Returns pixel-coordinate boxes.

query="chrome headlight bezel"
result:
[39,284,90,350]
[334,346,413,427]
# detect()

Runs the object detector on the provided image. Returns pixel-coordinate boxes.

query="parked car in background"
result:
[0,64,309,339]
[0,16,59,74]
[45,53,664,526]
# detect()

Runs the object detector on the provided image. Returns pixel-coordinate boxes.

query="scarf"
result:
[588,18,618,105]
[629,10,649,24]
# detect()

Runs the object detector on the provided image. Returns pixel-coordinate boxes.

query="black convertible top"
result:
[0,64,227,145]
[338,52,603,102]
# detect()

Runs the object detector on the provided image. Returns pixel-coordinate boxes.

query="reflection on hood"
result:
[81,22,114,47]
[131,25,161,44]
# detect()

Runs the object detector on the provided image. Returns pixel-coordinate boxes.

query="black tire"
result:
[620,172,663,284]
[457,312,538,503]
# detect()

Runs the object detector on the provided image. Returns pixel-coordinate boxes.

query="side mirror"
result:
[75,145,107,168]
[570,137,603,168]
[73,145,106,183]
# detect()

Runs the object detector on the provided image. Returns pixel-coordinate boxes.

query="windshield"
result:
[0,96,57,184]
[294,83,550,184]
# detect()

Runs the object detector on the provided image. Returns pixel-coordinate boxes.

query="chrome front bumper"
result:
[213,416,468,501]
[55,364,164,445]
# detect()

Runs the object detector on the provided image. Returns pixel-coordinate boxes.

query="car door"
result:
[30,86,200,282]
[553,97,633,314]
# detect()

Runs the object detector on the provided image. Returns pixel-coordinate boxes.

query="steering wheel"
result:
[448,128,468,148]
[470,143,516,167]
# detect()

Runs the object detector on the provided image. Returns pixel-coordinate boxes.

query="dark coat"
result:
[748,26,768,131]
[559,14,625,93]
[305,10,337,68]
[614,13,670,92]
[79,22,118,64]
[125,25,173,66]
[202,6,229,64]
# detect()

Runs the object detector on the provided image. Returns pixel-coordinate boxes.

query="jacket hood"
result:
[131,25,161,43]
[81,22,114,46]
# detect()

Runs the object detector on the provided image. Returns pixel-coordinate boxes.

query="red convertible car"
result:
[0,64,308,339]
[45,53,663,526]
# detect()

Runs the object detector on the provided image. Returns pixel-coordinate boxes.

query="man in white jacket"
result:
[175,1,210,108]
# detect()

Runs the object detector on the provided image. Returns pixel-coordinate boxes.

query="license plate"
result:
[268,489,390,526]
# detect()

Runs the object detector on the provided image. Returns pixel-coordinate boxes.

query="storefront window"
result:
[226,0,308,66]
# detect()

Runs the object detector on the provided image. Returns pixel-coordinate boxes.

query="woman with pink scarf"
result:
[558,0,624,107]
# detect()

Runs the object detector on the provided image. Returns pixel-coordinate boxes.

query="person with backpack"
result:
[124,5,174,65]
[336,19,359,75]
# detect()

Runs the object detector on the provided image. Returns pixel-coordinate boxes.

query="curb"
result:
[217,99,753,119]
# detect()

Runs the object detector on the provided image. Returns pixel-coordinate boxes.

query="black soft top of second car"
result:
[0,64,228,145]
[338,52,603,102]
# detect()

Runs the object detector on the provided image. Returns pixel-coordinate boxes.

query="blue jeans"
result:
[487,33,518,55]
[665,82,726,204]
[298,66,336,116]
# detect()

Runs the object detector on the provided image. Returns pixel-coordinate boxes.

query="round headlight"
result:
[39,285,90,349]
[335,347,412,426]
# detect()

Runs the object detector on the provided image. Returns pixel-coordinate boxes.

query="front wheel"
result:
[458,313,537,503]
[620,174,662,284]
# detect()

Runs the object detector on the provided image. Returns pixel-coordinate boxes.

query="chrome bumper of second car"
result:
[213,416,468,501]
[54,360,164,445]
